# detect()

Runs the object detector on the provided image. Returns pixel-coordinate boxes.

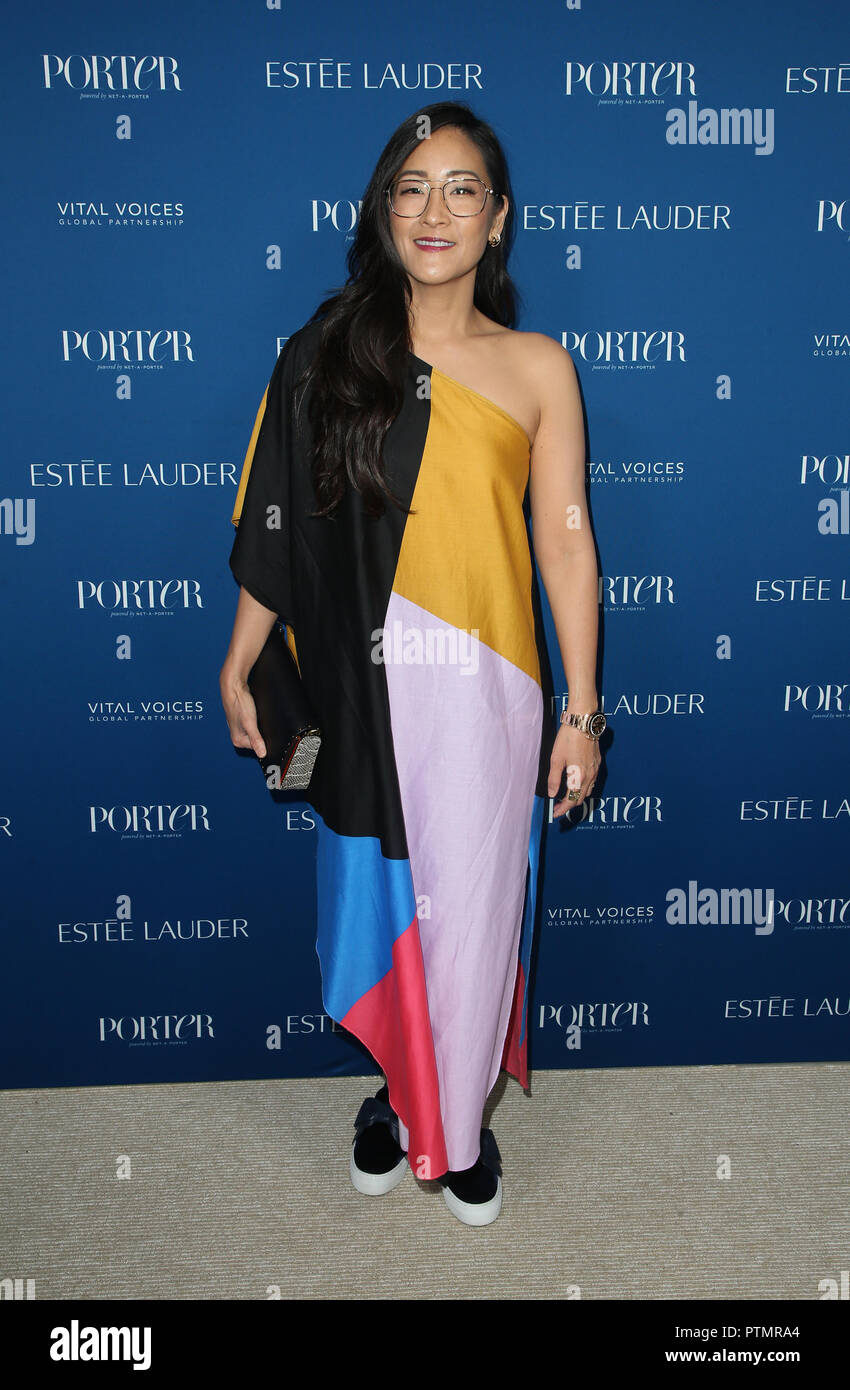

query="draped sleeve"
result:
[228,332,303,625]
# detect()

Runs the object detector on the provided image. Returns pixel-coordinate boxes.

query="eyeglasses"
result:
[386,176,498,217]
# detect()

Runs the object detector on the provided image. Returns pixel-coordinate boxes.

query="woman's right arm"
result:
[219,586,278,758]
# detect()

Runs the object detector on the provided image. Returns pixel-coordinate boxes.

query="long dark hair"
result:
[293,101,521,520]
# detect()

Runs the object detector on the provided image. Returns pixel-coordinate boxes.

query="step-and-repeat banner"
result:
[2,0,848,1089]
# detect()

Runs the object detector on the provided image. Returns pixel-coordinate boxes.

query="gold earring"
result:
[489,232,502,247]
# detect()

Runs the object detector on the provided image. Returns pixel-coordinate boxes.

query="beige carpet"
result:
[1,1061,847,1299]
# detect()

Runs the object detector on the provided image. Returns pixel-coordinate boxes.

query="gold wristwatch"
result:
[560,709,607,740]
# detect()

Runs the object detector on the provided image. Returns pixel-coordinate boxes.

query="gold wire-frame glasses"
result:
[386,176,499,217]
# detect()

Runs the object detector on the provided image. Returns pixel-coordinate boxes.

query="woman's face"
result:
[386,125,507,293]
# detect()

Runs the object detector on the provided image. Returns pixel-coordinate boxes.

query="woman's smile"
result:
[412,236,456,250]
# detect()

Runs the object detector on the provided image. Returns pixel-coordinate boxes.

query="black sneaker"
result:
[349,1082,409,1195]
[438,1128,502,1226]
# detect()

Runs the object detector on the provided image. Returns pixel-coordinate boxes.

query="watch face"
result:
[589,713,606,737]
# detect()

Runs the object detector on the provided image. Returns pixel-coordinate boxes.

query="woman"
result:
[220,101,602,1228]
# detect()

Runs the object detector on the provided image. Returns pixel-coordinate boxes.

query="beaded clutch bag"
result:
[247,622,321,791]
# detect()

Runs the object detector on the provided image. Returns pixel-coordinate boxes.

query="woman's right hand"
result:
[220,664,266,760]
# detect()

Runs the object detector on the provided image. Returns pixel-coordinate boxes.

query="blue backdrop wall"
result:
[2,0,848,1088]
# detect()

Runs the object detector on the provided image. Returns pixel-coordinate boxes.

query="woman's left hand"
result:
[548,725,601,819]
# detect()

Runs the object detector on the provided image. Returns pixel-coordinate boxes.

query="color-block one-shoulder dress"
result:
[229,316,554,1178]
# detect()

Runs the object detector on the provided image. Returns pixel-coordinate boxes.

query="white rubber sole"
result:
[441,1175,502,1226]
[349,1149,409,1196]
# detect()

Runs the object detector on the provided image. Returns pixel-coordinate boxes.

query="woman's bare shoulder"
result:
[505,330,579,428]
[507,329,575,374]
